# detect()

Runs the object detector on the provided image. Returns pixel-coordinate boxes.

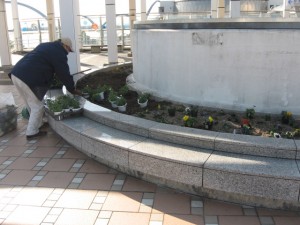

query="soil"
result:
[76,64,300,140]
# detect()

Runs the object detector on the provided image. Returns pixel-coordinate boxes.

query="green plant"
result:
[108,89,118,102]
[185,106,198,117]
[118,85,129,96]
[245,108,255,119]
[281,111,294,125]
[82,85,94,96]
[183,115,196,127]
[47,99,63,113]
[116,96,127,106]
[204,116,214,129]
[138,93,150,104]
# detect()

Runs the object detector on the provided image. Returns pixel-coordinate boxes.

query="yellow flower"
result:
[183,115,189,122]
[287,112,292,117]
[157,104,161,110]
[208,116,214,123]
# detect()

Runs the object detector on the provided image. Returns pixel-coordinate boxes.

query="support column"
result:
[11,0,22,52]
[46,0,56,41]
[59,0,80,74]
[140,0,146,21]
[211,0,217,18]
[0,0,12,66]
[129,0,136,29]
[229,0,240,18]
[105,0,118,64]
[217,0,225,18]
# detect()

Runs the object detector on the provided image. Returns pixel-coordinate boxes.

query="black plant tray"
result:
[45,107,83,121]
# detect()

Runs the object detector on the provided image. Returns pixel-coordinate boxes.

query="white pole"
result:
[46,0,56,41]
[0,0,12,66]
[11,0,23,51]
[59,0,81,74]
[105,0,118,64]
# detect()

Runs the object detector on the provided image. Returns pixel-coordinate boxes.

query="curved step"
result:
[47,99,300,211]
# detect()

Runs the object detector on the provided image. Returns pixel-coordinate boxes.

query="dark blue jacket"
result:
[11,41,75,100]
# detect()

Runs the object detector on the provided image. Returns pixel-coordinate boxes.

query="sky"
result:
[5,0,160,29]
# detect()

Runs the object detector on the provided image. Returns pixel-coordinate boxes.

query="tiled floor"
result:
[1,65,300,225]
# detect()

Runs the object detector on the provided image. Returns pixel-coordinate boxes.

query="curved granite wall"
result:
[130,18,300,115]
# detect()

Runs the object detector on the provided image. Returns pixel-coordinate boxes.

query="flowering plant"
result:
[183,115,196,127]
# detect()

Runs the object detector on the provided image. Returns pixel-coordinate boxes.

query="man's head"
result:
[60,37,74,52]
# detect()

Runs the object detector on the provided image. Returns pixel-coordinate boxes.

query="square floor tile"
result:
[29,146,60,158]
[79,159,109,173]
[164,214,204,225]
[122,177,157,192]
[0,146,27,157]
[55,208,98,225]
[79,174,115,190]
[43,158,76,172]
[102,192,143,212]
[108,212,150,225]
[7,158,40,170]
[11,187,53,206]
[38,172,76,188]
[55,189,97,209]
[0,170,37,185]
[152,192,190,214]
[219,216,261,225]
[4,205,50,225]
[204,200,244,216]
[273,217,300,225]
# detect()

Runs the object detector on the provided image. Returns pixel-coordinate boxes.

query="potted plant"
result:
[47,99,63,115]
[82,85,93,99]
[108,89,118,108]
[116,95,127,112]
[118,85,129,96]
[137,93,150,108]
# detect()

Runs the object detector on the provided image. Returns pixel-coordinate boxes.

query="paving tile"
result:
[28,146,60,158]
[108,212,150,225]
[204,200,244,216]
[5,135,29,147]
[62,147,89,159]
[79,159,110,173]
[43,158,76,171]
[164,214,205,225]
[4,205,50,225]
[54,208,98,225]
[122,176,157,192]
[79,173,115,190]
[273,217,300,225]
[257,208,300,216]
[0,146,27,157]
[10,187,53,206]
[7,157,40,170]
[152,192,190,214]
[218,216,261,225]
[37,171,76,188]
[34,132,61,147]
[0,170,37,185]
[55,189,97,209]
[102,192,143,212]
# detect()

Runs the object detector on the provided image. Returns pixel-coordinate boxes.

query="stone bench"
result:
[47,99,300,211]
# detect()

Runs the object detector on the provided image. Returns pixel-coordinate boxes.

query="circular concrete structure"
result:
[130,18,300,115]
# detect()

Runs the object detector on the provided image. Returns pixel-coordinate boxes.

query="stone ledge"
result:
[81,98,298,159]
[47,113,300,210]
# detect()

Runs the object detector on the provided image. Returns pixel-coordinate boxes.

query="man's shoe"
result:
[26,131,47,139]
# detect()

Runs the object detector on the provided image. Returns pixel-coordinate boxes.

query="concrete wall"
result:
[131,22,300,115]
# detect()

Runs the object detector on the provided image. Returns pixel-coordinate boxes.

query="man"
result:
[9,37,82,139]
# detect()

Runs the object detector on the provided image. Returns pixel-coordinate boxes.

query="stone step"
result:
[47,101,300,210]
